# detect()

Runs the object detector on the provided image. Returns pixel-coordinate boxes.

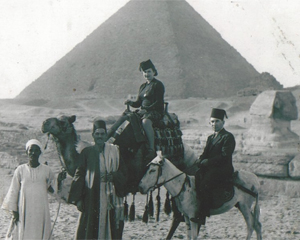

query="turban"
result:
[25,139,43,152]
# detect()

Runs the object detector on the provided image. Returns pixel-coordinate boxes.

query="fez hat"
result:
[210,108,228,120]
[139,59,158,76]
[93,119,107,133]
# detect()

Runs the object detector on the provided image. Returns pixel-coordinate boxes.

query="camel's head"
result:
[42,115,76,137]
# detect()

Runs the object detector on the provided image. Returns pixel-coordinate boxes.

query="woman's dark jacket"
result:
[130,78,165,115]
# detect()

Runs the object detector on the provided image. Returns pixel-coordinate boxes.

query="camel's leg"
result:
[253,197,262,240]
[166,214,184,240]
[239,202,255,240]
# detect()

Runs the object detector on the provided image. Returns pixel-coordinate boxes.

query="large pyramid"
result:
[18,0,259,100]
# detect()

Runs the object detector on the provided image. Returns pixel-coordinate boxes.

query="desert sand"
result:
[1,95,300,239]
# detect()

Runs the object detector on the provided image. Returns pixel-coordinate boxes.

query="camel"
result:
[41,114,198,194]
[139,153,262,240]
[41,114,261,239]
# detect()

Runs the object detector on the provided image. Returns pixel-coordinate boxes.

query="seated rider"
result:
[125,59,165,161]
[191,108,235,225]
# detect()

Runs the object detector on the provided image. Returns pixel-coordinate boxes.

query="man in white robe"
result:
[2,139,55,240]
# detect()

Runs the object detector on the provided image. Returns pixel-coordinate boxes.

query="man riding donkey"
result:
[125,59,165,161]
[191,108,236,225]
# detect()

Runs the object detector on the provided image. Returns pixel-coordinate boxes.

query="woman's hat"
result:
[139,59,158,76]
[93,119,107,133]
[210,108,228,120]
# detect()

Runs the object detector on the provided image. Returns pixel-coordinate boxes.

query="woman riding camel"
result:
[125,59,165,161]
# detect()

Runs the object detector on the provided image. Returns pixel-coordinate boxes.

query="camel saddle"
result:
[123,103,184,158]
[153,102,184,158]
[153,112,184,158]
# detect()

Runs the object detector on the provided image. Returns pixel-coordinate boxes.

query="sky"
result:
[0,0,299,99]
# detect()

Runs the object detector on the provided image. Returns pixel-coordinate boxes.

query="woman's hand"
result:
[124,100,132,105]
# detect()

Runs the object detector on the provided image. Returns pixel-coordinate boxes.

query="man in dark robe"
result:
[68,120,127,239]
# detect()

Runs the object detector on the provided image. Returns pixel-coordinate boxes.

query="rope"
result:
[153,161,198,190]
[233,182,258,198]
[44,132,63,240]
[48,200,61,240]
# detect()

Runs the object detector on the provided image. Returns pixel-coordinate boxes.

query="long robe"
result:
[2,164,55,240]
[68,143,126,240]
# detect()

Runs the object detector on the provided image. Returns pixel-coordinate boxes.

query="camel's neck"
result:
[162,161,186,197]
[54,133,79,176]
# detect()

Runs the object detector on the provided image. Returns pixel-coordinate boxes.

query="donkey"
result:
[139,152,262,240]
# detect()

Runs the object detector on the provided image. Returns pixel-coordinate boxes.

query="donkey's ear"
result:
[157,152,165,165]
[69,115,76,123]
[157,151,163,158]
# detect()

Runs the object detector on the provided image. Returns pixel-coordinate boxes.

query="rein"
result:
[150,165,187,199]
[45,133,68,172]
[44,134,63,240]
[150,160,198,198]
[152,160,197,189]
[154,171,186,189]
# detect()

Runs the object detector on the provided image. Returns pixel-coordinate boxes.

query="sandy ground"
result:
[1,190,300,239]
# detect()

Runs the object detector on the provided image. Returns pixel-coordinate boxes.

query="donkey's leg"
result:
[190,221,201,240]
[239,202,255,240]
[183,216,192,239]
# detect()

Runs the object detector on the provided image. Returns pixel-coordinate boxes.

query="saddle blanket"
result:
[210,185,235,209]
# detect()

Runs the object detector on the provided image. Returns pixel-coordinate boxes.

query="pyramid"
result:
[18,0,259,100]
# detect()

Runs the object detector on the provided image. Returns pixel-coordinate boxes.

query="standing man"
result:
[191,108,235,225]
[2,139,55,240]
[68,120,127,240]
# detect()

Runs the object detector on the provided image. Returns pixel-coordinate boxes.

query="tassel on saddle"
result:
[129,194,135,222]
[148,191,154,217]
[164,192,172,215]
[123,197,128,221]
[142,193,149,223]
[156,188,161,222]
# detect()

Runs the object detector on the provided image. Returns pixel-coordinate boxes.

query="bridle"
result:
[147,161,187,198]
